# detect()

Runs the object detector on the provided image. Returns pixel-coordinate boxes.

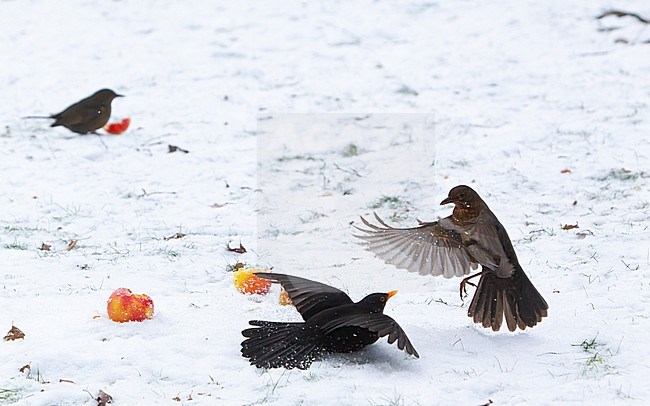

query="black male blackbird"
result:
[355,185,548,332]
[241,272,419,369]
[26,88,123,134]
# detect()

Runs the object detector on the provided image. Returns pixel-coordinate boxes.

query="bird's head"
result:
[360,290,397,313]
[93,88,124,101]
[440,185,481,209]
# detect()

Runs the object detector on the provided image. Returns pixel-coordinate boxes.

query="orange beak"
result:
[386,290,398,300]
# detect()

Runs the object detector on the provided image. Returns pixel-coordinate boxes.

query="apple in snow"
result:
[104,118,131,134]
[107,288,154,322]
[233,269,271,295]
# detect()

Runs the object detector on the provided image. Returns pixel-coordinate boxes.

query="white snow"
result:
[1,1,649,405]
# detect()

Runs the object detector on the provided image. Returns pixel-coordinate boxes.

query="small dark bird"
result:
[355,185,548,332]
[25,88,123,134]
[241,272,419,369]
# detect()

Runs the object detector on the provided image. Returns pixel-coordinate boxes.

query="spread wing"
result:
[254,273,353,321]
[354,213,491,278]
[321,313,419,358]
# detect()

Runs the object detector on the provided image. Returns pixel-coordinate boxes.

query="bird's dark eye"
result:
[380,296,386,302]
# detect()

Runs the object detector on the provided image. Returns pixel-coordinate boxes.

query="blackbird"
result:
[25,88,123,134]
[241,272,419,369]
[355,185,548,332]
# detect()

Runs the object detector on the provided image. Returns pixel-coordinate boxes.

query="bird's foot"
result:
[459,279,477,301]
[458,272,483,301]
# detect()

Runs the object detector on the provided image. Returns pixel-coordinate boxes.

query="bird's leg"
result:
[459,271,484,301]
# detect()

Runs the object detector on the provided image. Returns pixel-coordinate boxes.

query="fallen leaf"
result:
[227,241,247,254]
[4,325,25,341]
[562,223,579,230]
[92,315,101,320]
[168,145,189,154]
[164,232,186,241]
[553,290,561,293]
[67,240,77,251]
[226,262,246,272]
[19,364,30,373]
[572,200,577,206]
[561,168,572,174]
[60,379,75,384]
[97,390,113,405]
[39,243,51,251]
[172,396,181,401]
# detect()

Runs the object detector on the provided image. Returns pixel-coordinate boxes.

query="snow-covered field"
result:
[1,1,649,405]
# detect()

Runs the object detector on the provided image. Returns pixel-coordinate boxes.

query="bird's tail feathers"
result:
[241,321,324,369]
[468,270,548,332]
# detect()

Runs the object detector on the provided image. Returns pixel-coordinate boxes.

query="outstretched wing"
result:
[354,213,491,278]
[321,313,419,358]
[255,273,353,321]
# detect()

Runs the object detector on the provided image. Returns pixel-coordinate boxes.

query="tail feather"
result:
[468,269,548,332]
[241,320,324,369]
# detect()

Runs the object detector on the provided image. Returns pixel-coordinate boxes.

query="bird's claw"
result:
[459,278,478,301]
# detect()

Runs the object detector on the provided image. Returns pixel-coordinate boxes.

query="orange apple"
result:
[107,288,154,322]
[104,118,131,134]
[279,289,292,306]
[233,269,271,295]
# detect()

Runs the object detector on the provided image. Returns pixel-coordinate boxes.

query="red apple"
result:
[104,118,131,134]
[107,288,154,322]
[233,269,271,295]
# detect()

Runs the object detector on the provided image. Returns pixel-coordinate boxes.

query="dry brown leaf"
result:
[164,232,187,241]
[562,223,579,230]
[172,396,181,401]
[168,144,189,154]
[67,240,78,251]
[97,390,113,405]
[227,241,247,254]
[39,243,51,251]
[4,325,25,341]
[60,379,75,384]
[19,364,30,373]
[560,168,572,174]
[226,262,246,272]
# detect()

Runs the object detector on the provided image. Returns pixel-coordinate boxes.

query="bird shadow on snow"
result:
[322,345,421,373]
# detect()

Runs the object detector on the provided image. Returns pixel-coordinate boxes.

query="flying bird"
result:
[355,185,548,332]
[241,272,419,369]
[25,88,123,134]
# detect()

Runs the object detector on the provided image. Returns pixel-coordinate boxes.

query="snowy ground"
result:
[1,1,649,405]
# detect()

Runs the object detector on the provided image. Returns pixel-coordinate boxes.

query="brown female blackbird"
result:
[26,88,123,134]
[241,272,419,369]
[355,185,548,332]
